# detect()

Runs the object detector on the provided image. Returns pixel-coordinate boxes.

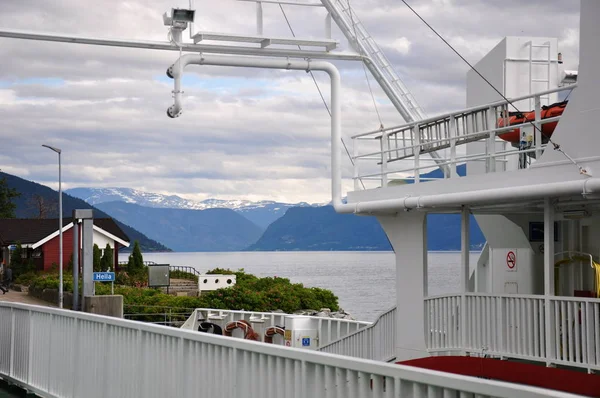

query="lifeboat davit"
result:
[497,100,568,143]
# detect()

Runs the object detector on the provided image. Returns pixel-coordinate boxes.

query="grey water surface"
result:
[119,251,480,322]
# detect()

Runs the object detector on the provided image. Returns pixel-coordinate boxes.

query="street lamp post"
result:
[42,144,63,309]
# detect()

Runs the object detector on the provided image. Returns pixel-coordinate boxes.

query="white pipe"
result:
[341,178,600,214]
[166,53,600,215]
[165,55,342,204]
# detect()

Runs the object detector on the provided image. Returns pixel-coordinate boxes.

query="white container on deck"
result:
[284,315,319,350]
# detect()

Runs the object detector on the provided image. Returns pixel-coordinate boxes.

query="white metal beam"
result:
[544,197,556,366]
[0,29,362,61]
[236,0,324,7]
[192,31,338,51]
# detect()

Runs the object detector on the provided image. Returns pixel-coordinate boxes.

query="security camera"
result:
[172,9,195,23]
[163,8,195,29]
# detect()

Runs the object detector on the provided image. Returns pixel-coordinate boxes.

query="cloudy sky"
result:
[0,0,581,204]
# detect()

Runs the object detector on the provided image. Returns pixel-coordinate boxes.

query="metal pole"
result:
[544,197,555,366]
[58,151,63,309]
[72,216,79,311]
[461,206,470,351]
[43,144,63,309]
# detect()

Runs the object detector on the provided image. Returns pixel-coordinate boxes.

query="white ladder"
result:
[528,41,552,109]
[321,0,425,122]
[321,0,451,177]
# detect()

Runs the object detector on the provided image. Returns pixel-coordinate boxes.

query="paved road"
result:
[0,290,55,307]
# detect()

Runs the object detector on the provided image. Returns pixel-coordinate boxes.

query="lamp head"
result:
[42,144,61,154]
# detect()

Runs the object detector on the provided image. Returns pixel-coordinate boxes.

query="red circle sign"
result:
[506,251,516,269]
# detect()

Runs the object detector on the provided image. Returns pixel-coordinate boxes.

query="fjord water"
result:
[119,251,480,322]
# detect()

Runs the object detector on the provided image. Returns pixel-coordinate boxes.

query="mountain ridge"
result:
[1,172,171,252]
[247,206,485,251]
[94,201,264,252]
[66,187,322,228]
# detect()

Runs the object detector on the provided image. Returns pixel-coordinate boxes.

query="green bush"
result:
[14,271,38,285]
[26,267,340,320]
[197,268,339,312]
[115,270,148,288]
[29,273,74,293]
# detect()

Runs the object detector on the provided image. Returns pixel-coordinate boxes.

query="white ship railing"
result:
[317,306,396,362]
[425,293,600,372]
[0,302,579,398]
[181,308,372,347]
[351,85,576,189]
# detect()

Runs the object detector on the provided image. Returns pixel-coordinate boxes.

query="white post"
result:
[461,206,470,350]
[534,95,542,159]
[378,212,428,361]
[544,197,555,365]
[72,215,78,311]
[413,125,420,183]
[486,106,496,173]
[325,13,332,39]
[353,139,359,191]
[256,2,263,35]
[381,132,389,188]
[449,116,457,178]
[58,151,63,309]
[42,144,63,309]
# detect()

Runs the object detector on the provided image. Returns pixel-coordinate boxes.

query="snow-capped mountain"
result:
[65,187,321,229]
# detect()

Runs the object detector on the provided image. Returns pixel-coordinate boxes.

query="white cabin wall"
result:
[504,37,559,110]
[466,39,507,176]
[537,0,600,165]
[466,36,560,176]
[466,36,562,296]
[475,214,539,294]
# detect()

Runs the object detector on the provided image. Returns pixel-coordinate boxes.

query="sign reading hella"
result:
[93,272,115,282]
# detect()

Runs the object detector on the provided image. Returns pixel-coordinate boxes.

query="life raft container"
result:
[497,100,567,143]
[224,320,261,341]
[264,326,285,344]
[198,321,223,335]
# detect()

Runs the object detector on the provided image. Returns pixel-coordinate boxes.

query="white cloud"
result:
[388,37,412,55]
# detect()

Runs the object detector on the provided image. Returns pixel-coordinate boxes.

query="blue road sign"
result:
[302,337,310,347]
[93,272,115,282]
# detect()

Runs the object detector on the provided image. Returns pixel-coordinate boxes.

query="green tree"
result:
[129,241,144,272]
[9,242,27,277]
[100,244,114,271]
[93,244,101,272]
[127,252,135,269]
[0,175,19,218]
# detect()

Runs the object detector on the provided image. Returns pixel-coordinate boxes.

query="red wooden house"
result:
[0,218,130,271]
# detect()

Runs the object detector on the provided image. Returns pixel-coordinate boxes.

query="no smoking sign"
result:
[506,251,517,271]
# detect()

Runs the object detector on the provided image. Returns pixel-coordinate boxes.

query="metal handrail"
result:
[0,301,574,398]
[351,85,576,139]
[353,116,560,161]
[317,305,396,361]
[169,265,202,277]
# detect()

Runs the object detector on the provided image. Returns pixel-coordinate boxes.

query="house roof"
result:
[0,218,129,247]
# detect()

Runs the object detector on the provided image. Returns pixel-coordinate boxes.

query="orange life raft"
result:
[497,100,567,143]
